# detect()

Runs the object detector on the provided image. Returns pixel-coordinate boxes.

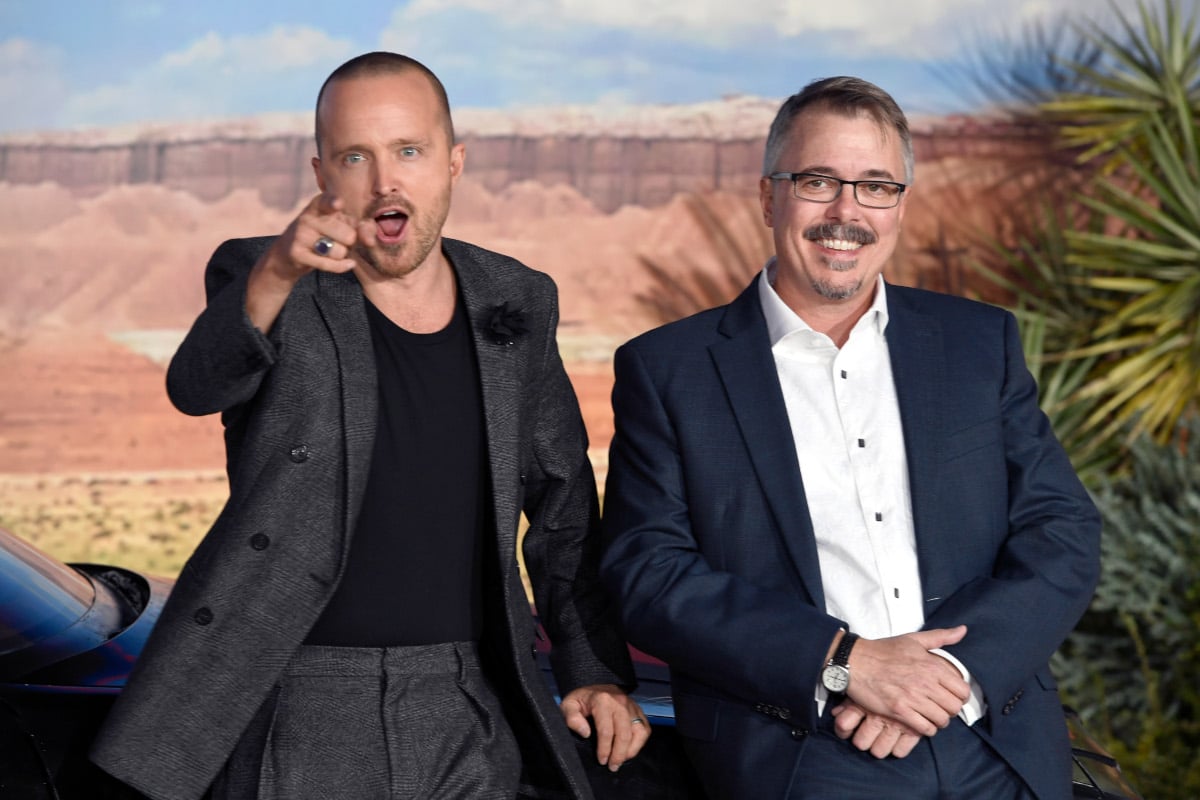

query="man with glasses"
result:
[600,76,1099,799]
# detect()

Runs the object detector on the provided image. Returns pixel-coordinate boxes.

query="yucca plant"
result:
[1044,0,1200,170]
[1064,112,1200,448]
[960,0,1200,470]
[1046,0,1200,451]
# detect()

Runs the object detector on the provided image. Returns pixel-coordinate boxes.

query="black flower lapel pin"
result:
[485,302,528,346]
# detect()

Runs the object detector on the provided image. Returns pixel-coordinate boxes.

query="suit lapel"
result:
[710,277,826,609]
[884,287,948,594]
[312,270,377,562]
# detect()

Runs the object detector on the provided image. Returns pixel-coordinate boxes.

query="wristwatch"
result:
[821,631,859,694]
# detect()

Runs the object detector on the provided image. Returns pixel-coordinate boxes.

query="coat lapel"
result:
[445,242,524,555]
[709,277,826,609]
[884,287,949,597]
[312,270,378,562]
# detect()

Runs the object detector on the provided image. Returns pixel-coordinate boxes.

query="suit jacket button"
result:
[790,728,809,740]
[779,707,792,720]
[250,533,270,550]
[289,445,309,463]
[194,607,214,626]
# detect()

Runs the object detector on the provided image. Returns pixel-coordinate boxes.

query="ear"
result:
[759,176,776,228]
[448,142,466,186]
[311,156,326,193]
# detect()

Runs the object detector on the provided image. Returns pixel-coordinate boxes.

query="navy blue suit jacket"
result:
[600,276,1100,800]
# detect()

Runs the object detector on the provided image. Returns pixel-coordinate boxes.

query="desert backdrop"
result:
[0,99,1020,574]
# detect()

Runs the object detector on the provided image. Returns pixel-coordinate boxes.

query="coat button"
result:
[289,445,309,463]
[194,607,214,626]
[250,533,270,550]
[790,727,809,740]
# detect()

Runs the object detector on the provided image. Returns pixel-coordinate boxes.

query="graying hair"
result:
[762,76,914,184]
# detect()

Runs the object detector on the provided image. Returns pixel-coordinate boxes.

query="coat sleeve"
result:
[518,283,635,696]
[165,237,280,418]
[923,310,1101,711]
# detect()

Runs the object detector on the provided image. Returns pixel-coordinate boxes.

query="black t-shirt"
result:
[305,295,487,646]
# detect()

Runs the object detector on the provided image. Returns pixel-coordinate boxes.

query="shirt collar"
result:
[758,257,890,347]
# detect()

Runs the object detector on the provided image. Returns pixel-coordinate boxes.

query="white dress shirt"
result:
[758,262,985,724]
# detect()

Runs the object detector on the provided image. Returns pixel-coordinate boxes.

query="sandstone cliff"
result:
[0,99,1026,214]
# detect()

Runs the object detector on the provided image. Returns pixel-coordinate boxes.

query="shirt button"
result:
[249,533,270,550]
[194,607,214,626]
[289,445,310,463]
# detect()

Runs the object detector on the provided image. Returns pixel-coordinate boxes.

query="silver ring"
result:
[630,718,645,726]
[313,236,335,256]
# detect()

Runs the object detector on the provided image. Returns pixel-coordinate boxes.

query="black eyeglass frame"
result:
[767,171,907,209]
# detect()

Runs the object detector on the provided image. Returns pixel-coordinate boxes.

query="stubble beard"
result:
[801,222,876,301]
[355,187,452,280]
[809,254,863,301]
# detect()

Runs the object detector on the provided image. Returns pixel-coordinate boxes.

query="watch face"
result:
[822,664,850,693]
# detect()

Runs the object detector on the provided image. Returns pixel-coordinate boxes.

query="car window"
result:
[0,527,95,656]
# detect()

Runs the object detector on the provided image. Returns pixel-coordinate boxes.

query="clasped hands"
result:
[831,625,970,759]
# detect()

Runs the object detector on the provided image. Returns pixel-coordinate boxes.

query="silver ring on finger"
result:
[630,718,644,726]
[313,236,335,256]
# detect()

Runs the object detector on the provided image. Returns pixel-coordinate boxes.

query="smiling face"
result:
[312,70,464,280]
[760,108,908,319]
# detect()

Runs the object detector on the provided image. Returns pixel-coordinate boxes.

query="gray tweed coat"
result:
[91,237,633,800]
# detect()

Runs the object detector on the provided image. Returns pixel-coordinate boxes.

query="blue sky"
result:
[0,0,1146,134]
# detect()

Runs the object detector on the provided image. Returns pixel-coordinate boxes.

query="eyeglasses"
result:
[767,172,907,209]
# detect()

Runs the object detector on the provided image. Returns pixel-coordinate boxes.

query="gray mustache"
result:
[803,224,877,245]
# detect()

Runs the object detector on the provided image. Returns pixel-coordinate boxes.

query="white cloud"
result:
[395,0,1131,54]
[160,25,353,73]
[59,25,356,127]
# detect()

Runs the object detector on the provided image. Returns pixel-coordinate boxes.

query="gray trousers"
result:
[212,641,522,800]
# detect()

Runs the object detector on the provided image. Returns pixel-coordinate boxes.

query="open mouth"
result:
[375,209,409,243]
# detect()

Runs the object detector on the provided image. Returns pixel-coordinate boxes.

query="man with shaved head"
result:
[93,52,647,800]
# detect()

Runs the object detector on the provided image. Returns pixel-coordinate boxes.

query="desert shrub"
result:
[1054,419,1200,799]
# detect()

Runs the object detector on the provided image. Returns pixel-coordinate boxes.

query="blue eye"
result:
[400,146,419,158]
[344,153,365,165]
